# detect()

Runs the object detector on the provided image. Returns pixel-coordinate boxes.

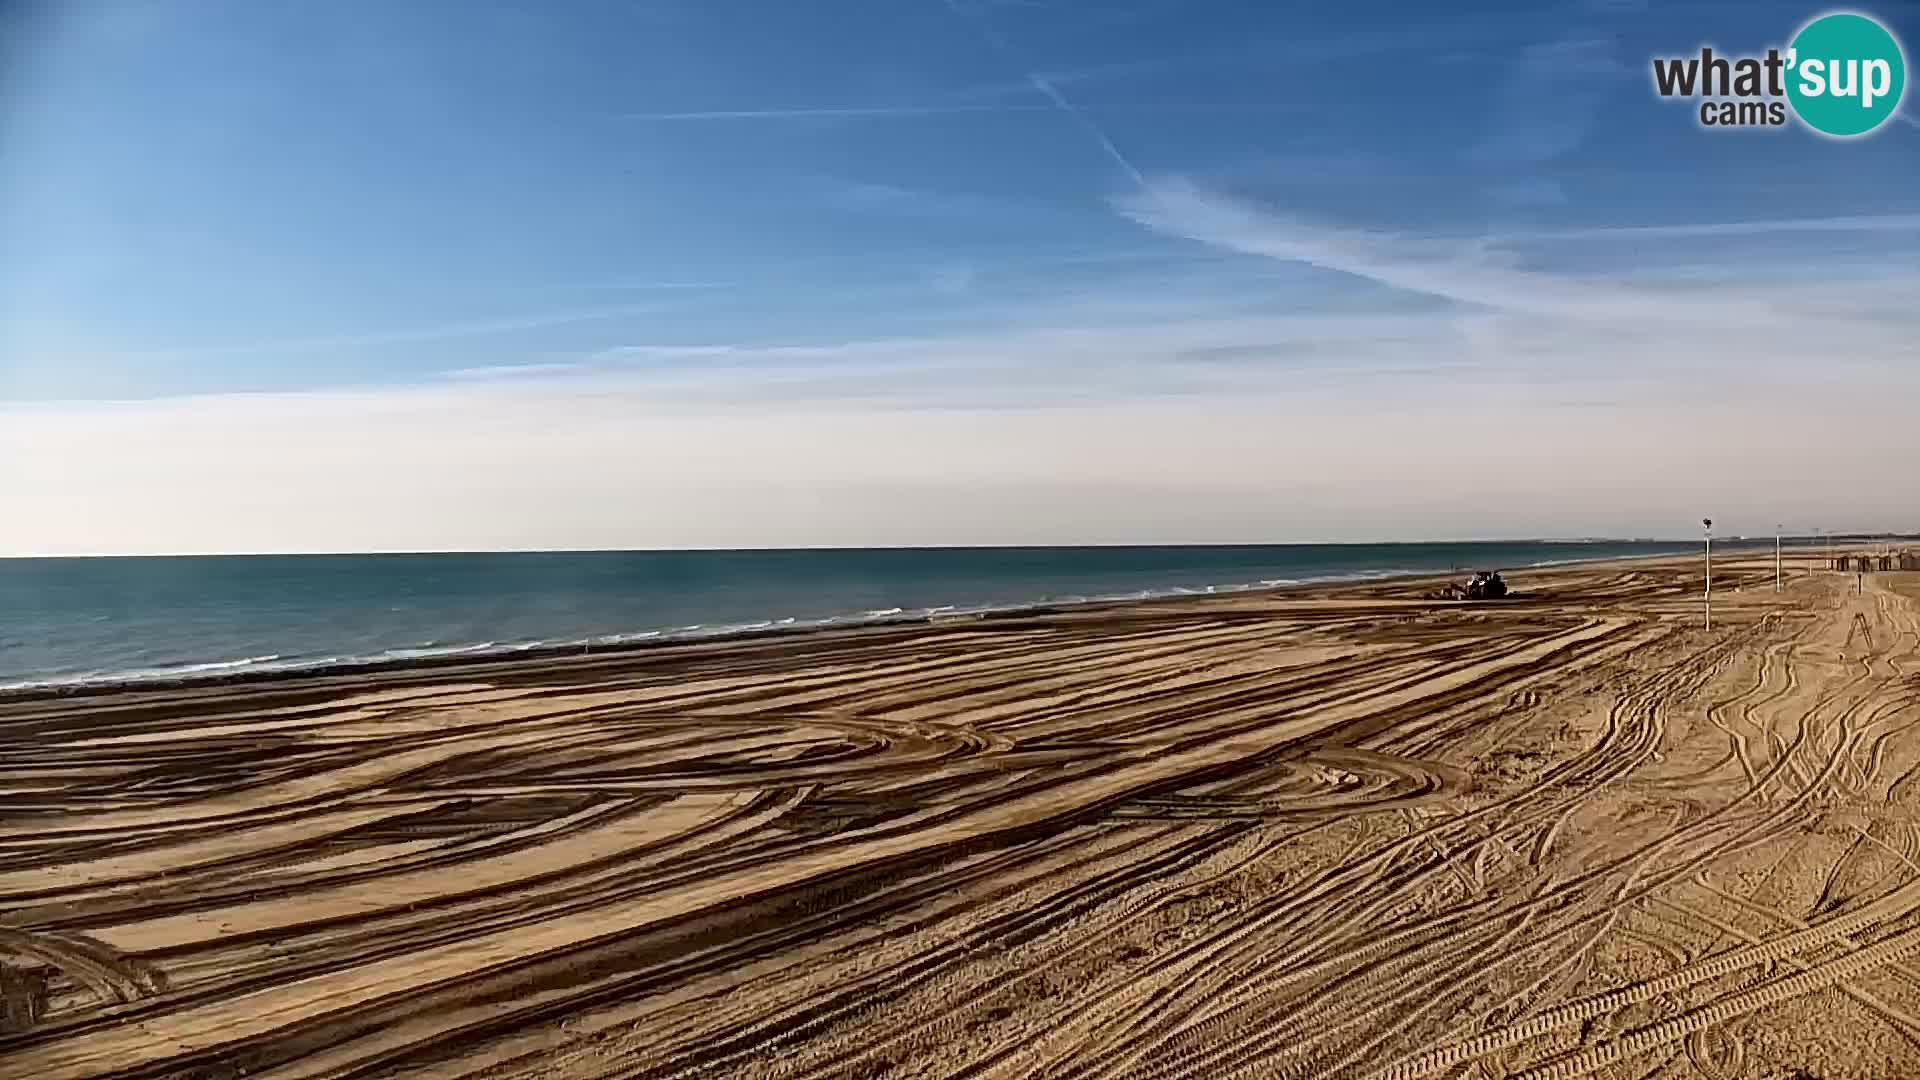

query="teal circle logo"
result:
[1786,12,1907,137]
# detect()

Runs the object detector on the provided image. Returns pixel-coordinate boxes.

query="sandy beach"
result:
[2,552,1917,1079]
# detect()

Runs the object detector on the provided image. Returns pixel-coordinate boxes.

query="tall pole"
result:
[1704,517,1713,631]
[1775,524,1782,592]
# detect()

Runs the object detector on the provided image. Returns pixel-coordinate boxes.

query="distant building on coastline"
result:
[1830,550,1919,572]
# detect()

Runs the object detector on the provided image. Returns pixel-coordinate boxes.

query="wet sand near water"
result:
[2,553,1918,1079]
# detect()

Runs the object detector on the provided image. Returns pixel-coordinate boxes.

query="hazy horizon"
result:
[3,533,1899,561]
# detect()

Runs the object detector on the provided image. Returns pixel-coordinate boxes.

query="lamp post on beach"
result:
[1703,519,1716,626]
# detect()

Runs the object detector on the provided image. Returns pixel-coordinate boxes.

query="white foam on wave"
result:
[185,654,281,671]
[0,653,287,692]
[594,630,662,644]
[380,641,498,661]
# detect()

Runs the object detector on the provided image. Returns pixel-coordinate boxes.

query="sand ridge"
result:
[1,556,1917,1078]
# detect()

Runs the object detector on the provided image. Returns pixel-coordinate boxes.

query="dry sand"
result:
[2,554,1918,1079]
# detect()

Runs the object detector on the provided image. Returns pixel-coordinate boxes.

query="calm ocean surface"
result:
[0,542,1715,689]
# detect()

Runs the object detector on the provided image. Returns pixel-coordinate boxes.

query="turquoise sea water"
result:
[0,542,1725,689]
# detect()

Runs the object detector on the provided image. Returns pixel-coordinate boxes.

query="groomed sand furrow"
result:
[613,824,1257,1080]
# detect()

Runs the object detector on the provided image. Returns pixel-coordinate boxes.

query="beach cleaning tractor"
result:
[1431,570,1509,601]
[1462,570,1508,600]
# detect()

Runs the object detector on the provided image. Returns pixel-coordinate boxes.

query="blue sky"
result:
[2,0,1918,553]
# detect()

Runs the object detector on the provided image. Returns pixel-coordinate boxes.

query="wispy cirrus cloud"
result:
[407,311,1490,407]
[1470,33,1626,171]
[12,313,1920,555]
[621,101,1309,123]
[944,14,1537,108]
[818,180,1019,218]
[440,361,589,381]
[1114,180,1671,321]
[529,279,733,295]
[1110,178,1916,331]
[1493,213,1920,242]
[124,303,678,359]
[624,103,1070,121]
[15,203,1920,554]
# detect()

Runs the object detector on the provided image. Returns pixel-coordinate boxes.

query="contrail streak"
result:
[937,0,1149,189]
[628,103,1299,122]
[629,104,1065,120]
[1025,73,1148,187]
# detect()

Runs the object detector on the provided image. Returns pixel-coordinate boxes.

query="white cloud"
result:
[5,298,1918,555]
[1113,179,1820,327]
[122,303,677,359]
[1497,213,1920,242]
[8,181,1918,555]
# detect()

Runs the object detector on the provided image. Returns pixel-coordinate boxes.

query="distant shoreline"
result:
[0,544,1784,704]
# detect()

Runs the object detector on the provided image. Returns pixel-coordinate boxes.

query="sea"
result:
[0,541,1724,691]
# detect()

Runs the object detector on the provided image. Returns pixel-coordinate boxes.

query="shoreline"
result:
[0,544,1747,703]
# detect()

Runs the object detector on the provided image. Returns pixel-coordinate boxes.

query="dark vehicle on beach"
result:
[1461,570,1508,600]
[1431,570,1509,601]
